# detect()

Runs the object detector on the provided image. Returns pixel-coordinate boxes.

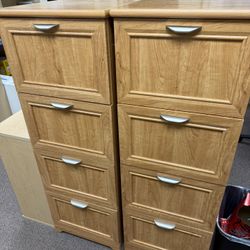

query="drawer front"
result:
[124,208,213,250]
[118,104,243,184]
[1,19,112,104]
[115,20,250,117]
[36,149,118,209]
[122,165,224,231]
[20,94,115,166]
[47,192,120,248]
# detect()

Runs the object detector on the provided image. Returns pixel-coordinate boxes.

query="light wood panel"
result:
[118,104,243,185]
[2,0,250,19]
[123,207,213,250]
[0,0,138,18]
[0,112,53,226]
[121,165,224,231]
[47,192,121,250]
[19,94,115,167]
[111,0,250,19]
[0,111,28,139]
[36,148,118,209]
[1,19,112,104]
[115,20,250,118]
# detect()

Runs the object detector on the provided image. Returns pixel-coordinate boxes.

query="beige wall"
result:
[0,79,11,122]
[0,0,47,7]
[1,0,17,7]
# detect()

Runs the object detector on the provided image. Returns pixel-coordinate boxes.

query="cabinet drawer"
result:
[36,149,118,209]
[20,94,116,166]
[122,165,224,231]
[1,19,112,104]
[118,104,243,185]
[124,208,212,250]
[47,192,120,249]
[115,20,250,117]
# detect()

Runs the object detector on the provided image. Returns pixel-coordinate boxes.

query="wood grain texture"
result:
[123,207,213,250]
[47,192,121,250]
[118,104,243,185]
[0,112,53,226]
[1,19,113,104]
[19,94,116,167]
[35,148,118,209]
[2,5,250,249]
[121,165,224,232]
[115,20,250,118]
[0,0,138,18]
[1,0,250,19]
[110,0,250,19]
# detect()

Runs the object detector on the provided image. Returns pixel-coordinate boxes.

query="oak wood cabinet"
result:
[114,18,250,250]
[114,19,250,118]
[1,19,113,104]
[0,15,121,250]
[19,94,116,166]
[124,207,213,250]
[36,148,118,209]
[121,165,224,231]
[118,104,243,185]
[47,192,121,250]
[1,1,250,250]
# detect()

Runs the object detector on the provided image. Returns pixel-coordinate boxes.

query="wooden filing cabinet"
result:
[36,149,118,209]
[1,19,113,104]
[115,19,250,118]
[121,165,224,231]
[1,1,250,250]
[118,105,243,185]
[47,192,120,248]
[19,94,116,166]
[114,19,250,250]
[124,208,213,250]
[0,17,121,250]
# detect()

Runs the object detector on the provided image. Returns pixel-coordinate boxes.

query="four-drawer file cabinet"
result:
[114,19,249,250]
[1,2,250,250]
[0,18,122,250]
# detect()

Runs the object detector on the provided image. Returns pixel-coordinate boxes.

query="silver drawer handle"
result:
[157,175,181,185]
[167,26,202,35]
[160,115,189,124]
[154,219,176,230]
[51,103,73,110]
[61,157,82,165]
[70,199,88,209]
[33,24,59,32]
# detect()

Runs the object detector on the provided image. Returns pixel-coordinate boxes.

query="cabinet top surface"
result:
[1,0,250,19]
[0,0,137,18]
[0,111,29,140]
[111,0,250,19]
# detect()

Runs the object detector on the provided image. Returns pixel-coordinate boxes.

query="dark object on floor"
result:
[210,186,250,250]
[239,134,250,143]
[220,193,250,239]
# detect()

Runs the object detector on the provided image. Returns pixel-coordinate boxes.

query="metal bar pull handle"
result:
[160,115,189,124]
[167,26,202,35]
[61,157,82,165]
[70,199,88,209]
[51,103,73,110]
[157,174,181,185]
[33,24,59,32]
[154,219,176,230]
